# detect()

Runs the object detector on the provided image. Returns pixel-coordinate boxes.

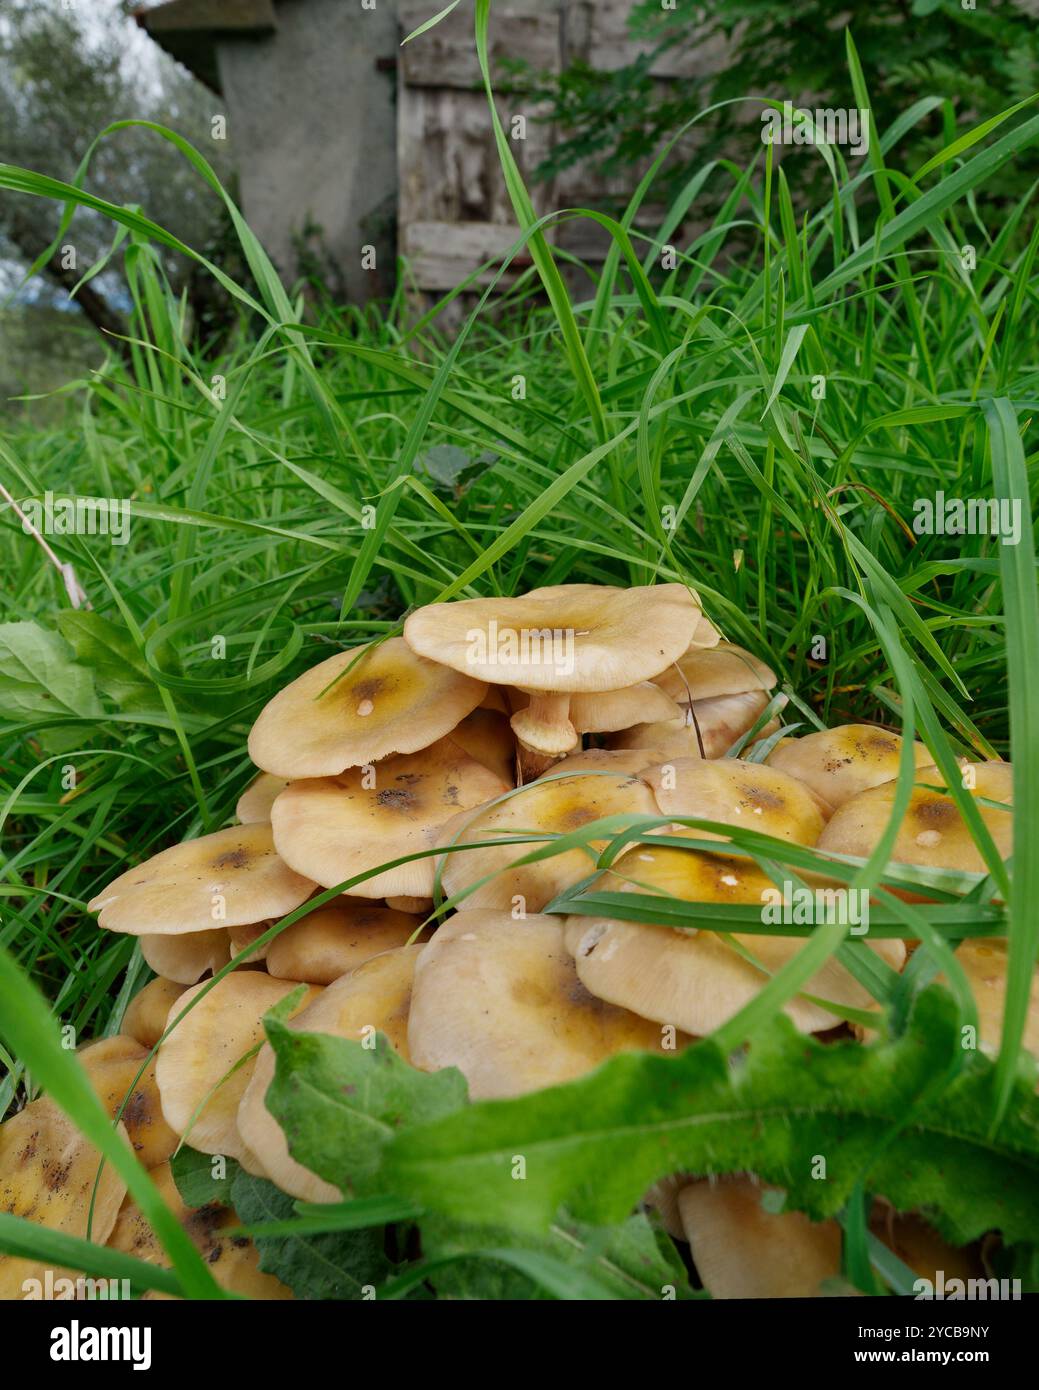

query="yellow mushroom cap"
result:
[816,761,1013,874]
[446,707,517,786]
[403,583,702,693]
[123,977,188,1049]
[88,824,317,937]
[564,842,905,1034]
[563,682,682,734]
[612,689,781,760]
[266,900,426,985]
[140,929,231,985]
[643,757,827,844]
[247,636,487,779]
[76,1036,179,1170]
[545,747,672,778]
[155,972,320,1163]
[238,945,420,1202]
[437,769,659,913]
[654,642,776,703]
[107,1161,292,1301]
[271,736,510,900]
[407,913,686,1098]
[678,1176,841,1298]
[767,724,932,809]
[0,1097,131,1299]
[236,773,291,824]
[941,937,1039,1057]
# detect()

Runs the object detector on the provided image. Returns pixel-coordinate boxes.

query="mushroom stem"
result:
[510,691,579,781]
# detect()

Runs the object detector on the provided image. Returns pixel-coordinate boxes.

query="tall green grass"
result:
[0,12,1036,1295]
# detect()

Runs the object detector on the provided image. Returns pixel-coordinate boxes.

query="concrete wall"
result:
[216,0,398,300]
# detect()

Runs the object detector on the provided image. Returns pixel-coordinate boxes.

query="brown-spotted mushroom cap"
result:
[266,900,426,985]
[140,929,231,985]
[155,972,320,1164]
[123,977,188,1049]
[437,769,659,913]
[107,1161,292,1301]
[612,689,782,760]
[238,945,421,1202]
[248,636,486,779]
[817,761,1013,875]
[236,772,291,824]
[76,1035,179,1170]
[643,757,829,843]
[88,824,316,936]
[404,583,702,762]
[0,1097,131,1299]
[271,736,510,900]
[678,1176,841,1298]
[767,724,932,809]
[407,914,687,1098]
[564,842,905,1034]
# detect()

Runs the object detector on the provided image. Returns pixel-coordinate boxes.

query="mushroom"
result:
[437,769,659,912]
[544,747,671,778]
[564,842,905,1034]
[236,772,291,824]
[106,1161,292,1300]
[678,1175,841,1298]
[76,1036,179,1170]
[446,707,517,787]
[270,736,510,900]
[403,583,703,776]
[407,914,689,1098]
[247,636,487,779]
[515,682,683,737]
[88,824,317,937]
[266,900,426,985]
[816,761,1013,876]
[155,972,320,1165]
[139,929,231,985]
[642,756,829,843]
[228,921,272,965]
[238,945,421,1202]
[0,1096,131,1299]
[766,724,932,809]
[940,937,1039,1057]
[123,977,188,1049]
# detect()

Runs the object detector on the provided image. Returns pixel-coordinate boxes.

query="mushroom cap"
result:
[403,583,702,693]
[76,1035,179,1170]
[942,937,1039,1057]
[817,761,1013,874]
[107,1161,292,1301]
[236,773,291,824]
[611,689,780,760]
[0,1097,131,1299]
[89,824,317,936]
[689,612,723,649]
[869,1201,982,1286]
[565,682,682,734]
[654,643,776,703]
[767,724,932,809]
[247,636,487,779]
[238,945,420,1202]
[228,920,272,965]
[123,977,188,1049]
[155,972,320,1162]
[271,736,510,899]
[140,929,231,984]
[564,842,905,1034]
[407,914,687,1098]
[678,1176,841,1298]
[643,757,828,844]
[437,769,659,912]
[545,747,672,778]
[447,707,517,786]
[266,901,426,985]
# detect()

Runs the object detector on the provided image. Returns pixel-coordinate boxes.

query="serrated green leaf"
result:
[170,1147,241,1209]
[381,990,1039,1247]
[0,621,102,723]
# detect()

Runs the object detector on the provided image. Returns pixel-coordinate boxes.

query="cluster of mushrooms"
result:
[1,582,1026,1299]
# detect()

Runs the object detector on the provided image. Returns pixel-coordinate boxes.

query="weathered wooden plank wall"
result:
[397,0,725,298]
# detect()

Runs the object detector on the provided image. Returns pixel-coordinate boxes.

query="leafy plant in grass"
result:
[0,2,1036,1297]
